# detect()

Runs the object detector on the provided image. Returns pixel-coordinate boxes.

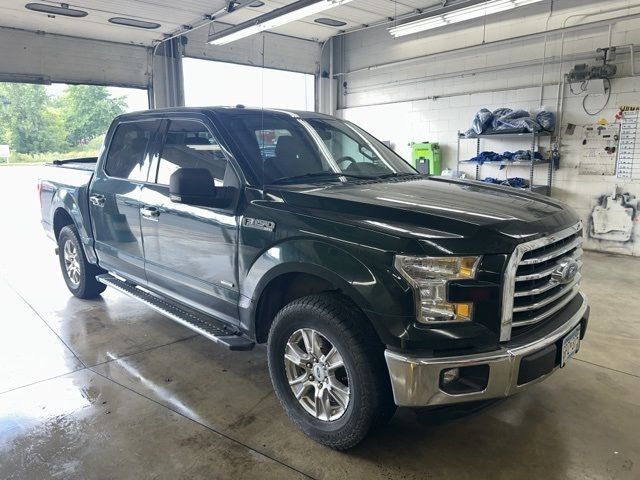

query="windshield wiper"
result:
[269,171,373,185]
[374,172,417,180]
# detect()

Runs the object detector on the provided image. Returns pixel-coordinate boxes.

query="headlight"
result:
[394,256,481,324]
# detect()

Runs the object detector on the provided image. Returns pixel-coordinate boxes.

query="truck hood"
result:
[276,177,578,253]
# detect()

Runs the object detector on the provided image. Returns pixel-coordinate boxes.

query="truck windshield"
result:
[219,111,417,186]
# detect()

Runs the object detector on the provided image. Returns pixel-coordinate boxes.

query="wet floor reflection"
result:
[0,281,84,393]
[0,370,302,479]
[0,376,93,446]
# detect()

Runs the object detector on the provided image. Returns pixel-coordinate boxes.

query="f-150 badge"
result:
[243,217,276,232]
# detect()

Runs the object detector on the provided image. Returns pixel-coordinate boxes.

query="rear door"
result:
[139,117,241,325]
[89,119,161,284]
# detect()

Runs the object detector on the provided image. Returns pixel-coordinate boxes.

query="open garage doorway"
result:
[183,58,315,111]
[0,83,147,165]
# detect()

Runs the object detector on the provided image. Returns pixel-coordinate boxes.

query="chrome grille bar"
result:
[519,236,583,265]
[513,274,581,312]
[515,253,582,281]
[511,286,581,326]
[500,221,583,341]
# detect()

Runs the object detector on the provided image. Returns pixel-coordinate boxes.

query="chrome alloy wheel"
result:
[63,239,81,286]
[284,328,350,421]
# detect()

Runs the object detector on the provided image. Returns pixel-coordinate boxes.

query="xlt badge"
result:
[243,217,275,232]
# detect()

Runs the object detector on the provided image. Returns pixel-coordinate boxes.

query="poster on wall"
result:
[578,123,620,175]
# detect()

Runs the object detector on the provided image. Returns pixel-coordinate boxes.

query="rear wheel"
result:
[267,293,396,450]
[58,225,106,299]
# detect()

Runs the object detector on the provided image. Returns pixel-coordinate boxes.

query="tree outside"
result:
[0,83,127,164]
[60,85,126,146]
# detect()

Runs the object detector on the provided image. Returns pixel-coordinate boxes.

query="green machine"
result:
[410,142,442,175]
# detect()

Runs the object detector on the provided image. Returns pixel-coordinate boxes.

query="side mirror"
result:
[169,168,235,209]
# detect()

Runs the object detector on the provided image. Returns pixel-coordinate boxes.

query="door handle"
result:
[141,206,160,220]
[89,194,105,207]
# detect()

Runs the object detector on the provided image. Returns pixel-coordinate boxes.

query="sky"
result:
[45,59,315,112]
[183,58,315,110]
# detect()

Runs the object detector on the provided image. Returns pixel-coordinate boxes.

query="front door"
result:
[89,119,161,284]
[140,118,240,325]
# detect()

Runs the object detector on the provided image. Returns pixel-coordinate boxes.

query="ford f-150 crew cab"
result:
[39,107,589,449]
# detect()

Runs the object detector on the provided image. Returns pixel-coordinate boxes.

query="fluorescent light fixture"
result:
[209,0,351,45]
[389,0,544,38]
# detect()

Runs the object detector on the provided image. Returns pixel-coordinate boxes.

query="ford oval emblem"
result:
[552,259,579,284]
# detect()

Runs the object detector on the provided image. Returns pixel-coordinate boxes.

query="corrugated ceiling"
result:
[1,0,444,46]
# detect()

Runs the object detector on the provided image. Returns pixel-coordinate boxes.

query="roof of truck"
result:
[118,106,334,121]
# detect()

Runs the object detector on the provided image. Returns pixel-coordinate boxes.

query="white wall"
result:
[339,0,640,256]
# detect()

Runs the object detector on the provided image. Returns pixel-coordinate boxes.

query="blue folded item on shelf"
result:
[502,150,544,162]
[470,151,502,164]
[465,150,544,168]
[491,108,513,129]
[483,177,529,188]
[504,150,530,161]
[492,109,544,132]
[498,109,530,121]
[471,108,493,134]
[536,110,555,131]
[466,108,554,134]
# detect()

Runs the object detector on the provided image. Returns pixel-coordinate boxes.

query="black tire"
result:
[267,293,396,450]
[58,225,107,299]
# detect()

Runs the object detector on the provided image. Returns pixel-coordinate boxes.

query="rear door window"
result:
[155,120,228,186]
[104,120,159,181]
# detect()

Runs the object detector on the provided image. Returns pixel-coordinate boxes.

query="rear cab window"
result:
[103,120,160,181]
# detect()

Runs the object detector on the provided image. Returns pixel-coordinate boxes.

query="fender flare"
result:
[239,239,380,334]
[51,187,98,264]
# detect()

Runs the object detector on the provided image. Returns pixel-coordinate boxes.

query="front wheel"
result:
[267,293,396,450]
[58,225,106,299]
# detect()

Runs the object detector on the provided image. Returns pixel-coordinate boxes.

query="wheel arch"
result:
[53,208,75,240]
[50,188,98,264]
[240,239,381,344]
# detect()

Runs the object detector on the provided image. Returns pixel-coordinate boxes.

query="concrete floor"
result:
[0,165,638,480]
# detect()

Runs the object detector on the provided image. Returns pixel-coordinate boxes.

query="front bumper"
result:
[384,293,589,407]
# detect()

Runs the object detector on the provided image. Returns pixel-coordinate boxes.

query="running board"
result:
[97,274,254,351]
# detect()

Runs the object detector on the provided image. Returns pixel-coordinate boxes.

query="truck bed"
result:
[39,157,97,245]
[50,157,98,171]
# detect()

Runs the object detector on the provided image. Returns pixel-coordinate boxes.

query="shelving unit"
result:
[456,130,553,195]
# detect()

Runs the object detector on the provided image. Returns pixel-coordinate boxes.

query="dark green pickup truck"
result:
[39,107,589,449]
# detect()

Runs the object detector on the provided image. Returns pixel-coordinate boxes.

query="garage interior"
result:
[1,0,639,478]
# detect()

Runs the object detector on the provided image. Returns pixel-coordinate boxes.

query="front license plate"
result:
[561,324,581,367]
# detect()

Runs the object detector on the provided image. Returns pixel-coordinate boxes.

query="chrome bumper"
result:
[384,293,588,407]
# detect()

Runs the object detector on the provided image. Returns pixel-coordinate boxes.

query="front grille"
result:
[501,222,583,340]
